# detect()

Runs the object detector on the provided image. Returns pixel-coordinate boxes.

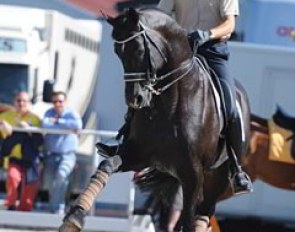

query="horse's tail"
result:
[134,168,180,209]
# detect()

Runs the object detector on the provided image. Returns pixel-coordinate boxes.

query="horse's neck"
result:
[176,64,221,140]
[178,64,212,112]
[156,84,179,120]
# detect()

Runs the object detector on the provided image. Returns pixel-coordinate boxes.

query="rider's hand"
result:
[188,29,212,48]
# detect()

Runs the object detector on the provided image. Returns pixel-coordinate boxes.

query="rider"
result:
[157,0,253,194]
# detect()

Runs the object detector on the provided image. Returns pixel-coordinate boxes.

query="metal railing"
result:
[12,126,118,138]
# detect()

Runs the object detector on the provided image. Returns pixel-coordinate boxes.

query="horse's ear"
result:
[106,16,116,27]
[99,9,108,20]
[127,7,139,25]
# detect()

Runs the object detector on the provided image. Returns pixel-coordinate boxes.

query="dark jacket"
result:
[0,132,43,168]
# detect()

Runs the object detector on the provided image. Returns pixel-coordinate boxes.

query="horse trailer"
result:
[216,42,295,225]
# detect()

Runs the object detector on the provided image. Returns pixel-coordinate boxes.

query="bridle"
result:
[113,21,195,95]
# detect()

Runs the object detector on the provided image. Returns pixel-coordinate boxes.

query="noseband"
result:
[114,21,194,95]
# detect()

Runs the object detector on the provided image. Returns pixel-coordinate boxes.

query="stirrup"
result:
[230,171,253,195]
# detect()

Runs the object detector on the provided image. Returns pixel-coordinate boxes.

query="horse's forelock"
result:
[111,8,184,41]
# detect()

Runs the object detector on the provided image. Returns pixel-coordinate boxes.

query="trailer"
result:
[216,42,295,224]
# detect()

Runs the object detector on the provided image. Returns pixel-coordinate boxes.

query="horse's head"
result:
[107,8,193,109]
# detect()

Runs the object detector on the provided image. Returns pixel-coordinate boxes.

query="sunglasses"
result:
[52,100,64,104]
[16,99,29,103]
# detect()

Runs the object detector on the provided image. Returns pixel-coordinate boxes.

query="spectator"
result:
[42,91,82,214]
[0,91,43,211]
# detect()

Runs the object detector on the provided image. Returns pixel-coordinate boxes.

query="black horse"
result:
[59,8,250,232]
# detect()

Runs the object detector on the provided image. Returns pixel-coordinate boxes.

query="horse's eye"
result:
[120,17,128,25]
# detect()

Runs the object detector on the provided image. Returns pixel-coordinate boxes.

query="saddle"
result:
[268,119,295,163]
[272,105,295,131]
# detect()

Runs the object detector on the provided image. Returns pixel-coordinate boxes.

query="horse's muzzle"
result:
[127,93,152,109]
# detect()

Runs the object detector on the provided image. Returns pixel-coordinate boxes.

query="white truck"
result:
[0,5,101,116]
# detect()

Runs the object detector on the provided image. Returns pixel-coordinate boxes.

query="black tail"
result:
[134,168,180,207]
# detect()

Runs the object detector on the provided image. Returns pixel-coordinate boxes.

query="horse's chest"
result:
[132,112,176,139]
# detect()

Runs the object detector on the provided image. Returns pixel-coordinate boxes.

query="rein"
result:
[113,30,146,44]
[149,58,195,95]
[113,21,195,95]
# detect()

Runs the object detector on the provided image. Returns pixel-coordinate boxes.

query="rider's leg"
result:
[221,82,253,194]
[198,41,253,194]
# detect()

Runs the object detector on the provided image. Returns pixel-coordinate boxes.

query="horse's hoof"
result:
[59,221,81,232]
[206,226,213,232]
[195,227,212,232]
[60,206,85,231]
[194,216,210,232]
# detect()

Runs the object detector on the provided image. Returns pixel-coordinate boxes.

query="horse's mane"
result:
[135,7,186,37]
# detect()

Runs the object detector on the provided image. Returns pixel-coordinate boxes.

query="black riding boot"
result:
[226,117,253,195]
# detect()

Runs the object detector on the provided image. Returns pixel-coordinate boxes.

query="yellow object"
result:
[268,119,295,164]
[0,120,13,138]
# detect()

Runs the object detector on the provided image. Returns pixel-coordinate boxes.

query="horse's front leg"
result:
[193,190,213,232]
[182,171,212,232]
[59,155,123,232]
[181,185,195,232]
[180,169,202,232]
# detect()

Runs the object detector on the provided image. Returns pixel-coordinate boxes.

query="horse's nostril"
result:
[136,95,143,105]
